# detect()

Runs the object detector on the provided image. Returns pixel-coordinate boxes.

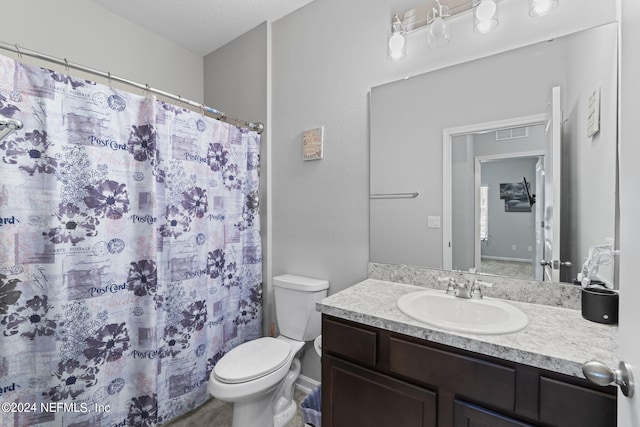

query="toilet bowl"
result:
[208,274,329,427]
[207,336,305,427]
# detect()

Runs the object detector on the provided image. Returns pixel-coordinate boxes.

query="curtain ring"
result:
[107,71,112,87]
[199,104,205,117]
[144,84,150,96]
[14,43,23,61]
[64,58,69,72]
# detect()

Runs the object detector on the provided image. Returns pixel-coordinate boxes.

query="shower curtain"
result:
[0,54,262,426]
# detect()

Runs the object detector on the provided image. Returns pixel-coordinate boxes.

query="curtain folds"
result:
[0,54,262,426]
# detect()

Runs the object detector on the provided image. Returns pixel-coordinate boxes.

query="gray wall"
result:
[480,158,538,260]
[0,0,203,102]
[203,22,273,338]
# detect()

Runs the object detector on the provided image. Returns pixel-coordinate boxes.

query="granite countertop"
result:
[316,279,618,379]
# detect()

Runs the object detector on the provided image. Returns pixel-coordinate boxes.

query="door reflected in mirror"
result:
[450,122,546,281]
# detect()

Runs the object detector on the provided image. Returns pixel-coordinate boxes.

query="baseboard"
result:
[295,374,320,394]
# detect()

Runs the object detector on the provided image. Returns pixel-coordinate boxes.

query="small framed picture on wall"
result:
[303,126,324,161]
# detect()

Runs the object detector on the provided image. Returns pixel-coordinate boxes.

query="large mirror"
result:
[370,23,618,286]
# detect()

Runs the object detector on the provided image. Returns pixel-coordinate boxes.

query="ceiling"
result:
[88,0,316,56]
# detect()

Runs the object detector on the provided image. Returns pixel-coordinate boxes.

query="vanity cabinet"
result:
[321,315,616,427]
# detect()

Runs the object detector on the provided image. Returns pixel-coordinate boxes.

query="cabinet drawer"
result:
[539,376,616,426]
[323,317,377,366]
[389,337,516,412]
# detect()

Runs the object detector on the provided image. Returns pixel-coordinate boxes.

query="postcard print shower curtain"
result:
[0,54,262,426]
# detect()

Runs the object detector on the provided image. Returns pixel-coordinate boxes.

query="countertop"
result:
[316,279,618,379]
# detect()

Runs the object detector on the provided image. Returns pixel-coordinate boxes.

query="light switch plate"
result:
[427,216,440,228]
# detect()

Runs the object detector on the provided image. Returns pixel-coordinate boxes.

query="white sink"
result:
[397,291,528,335]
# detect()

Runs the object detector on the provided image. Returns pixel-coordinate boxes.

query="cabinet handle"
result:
[582,360,634,397]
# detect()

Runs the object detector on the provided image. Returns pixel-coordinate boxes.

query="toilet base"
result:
[228,358,301,427]
[273,397,297,427]
[231,387,279,427]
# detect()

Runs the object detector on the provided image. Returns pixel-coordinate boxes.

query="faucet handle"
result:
[470,280,494,299]
[446,280,457,295]
[438,277,457,295]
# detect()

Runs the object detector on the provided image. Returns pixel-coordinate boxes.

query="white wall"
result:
[0,0,203,102]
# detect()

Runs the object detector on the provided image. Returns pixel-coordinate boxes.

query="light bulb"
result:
[529,0,559,17]
[388,14,406,61]
[431,17,446,38]
[475,0,496,21]
[473,0,498,34]
[388,33,406,60]
[475,21,494,34]
[428,17,449,48]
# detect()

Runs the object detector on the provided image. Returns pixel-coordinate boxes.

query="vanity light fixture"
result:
[473,0,499,34]
[388,0,559,61]
[388,14,407,61]
[529,0,559,17]
[427,1,450,48]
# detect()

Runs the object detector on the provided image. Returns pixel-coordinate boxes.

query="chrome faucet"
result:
[438,277,457,295]
[470,280,494,299]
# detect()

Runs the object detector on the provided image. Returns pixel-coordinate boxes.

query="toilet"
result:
[207,274,329,427]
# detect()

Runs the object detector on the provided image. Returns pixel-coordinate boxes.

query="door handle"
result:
[582,360,634,397]
[539,260,573,269]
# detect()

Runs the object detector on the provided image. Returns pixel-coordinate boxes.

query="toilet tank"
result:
[273,274,329,341]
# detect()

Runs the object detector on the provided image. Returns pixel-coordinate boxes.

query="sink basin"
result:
[397,291,528,335]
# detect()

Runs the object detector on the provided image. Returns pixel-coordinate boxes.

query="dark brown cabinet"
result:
[321,315,616,427]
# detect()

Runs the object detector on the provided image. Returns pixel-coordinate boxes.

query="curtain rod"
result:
[0,42,264,134]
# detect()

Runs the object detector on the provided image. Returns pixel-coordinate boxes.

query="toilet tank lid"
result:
[273,274,329,291]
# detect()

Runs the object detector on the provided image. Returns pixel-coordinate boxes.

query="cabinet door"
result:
[454,400,535,427]
[539,376,616,426]
[323,355,437,427]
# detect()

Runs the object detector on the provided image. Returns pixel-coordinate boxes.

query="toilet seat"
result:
[214,337,292,384]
